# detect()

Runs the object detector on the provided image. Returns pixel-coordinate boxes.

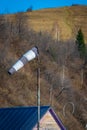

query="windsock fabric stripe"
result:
[8,67,16,75]
[13,60,24,71]
[32,47,39,56]
[20,56,28,65]
[23,50,36,61]
[8,59,25,74]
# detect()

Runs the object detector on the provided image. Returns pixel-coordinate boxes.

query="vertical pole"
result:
[37,57,40,130]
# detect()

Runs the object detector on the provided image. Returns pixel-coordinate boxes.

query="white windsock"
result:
[8,47,39,75]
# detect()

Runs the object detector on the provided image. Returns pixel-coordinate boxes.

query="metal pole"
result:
[37,57,40,130]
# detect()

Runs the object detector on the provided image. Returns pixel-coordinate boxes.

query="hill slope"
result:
[27,5,87,42]
[0,5,87,130]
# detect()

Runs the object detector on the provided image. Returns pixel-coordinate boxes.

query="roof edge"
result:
[49,108,66,130]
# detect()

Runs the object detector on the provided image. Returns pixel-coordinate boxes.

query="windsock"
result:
[8,47,39,75]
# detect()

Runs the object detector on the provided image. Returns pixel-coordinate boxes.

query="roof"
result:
[49,108,66,130]
[0,106,66,130]
[0,106,49,130]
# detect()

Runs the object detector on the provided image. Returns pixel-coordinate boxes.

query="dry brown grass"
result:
[25,5,87,42]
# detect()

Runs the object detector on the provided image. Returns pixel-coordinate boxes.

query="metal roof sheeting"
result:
[0,106,49,130]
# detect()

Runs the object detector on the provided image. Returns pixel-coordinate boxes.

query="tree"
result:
[76,29,86,58]
[26,6,33,12]
[76,29,87,89]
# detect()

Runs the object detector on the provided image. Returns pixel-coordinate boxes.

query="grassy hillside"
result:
[0,5,87,130]
[27,5,87,42]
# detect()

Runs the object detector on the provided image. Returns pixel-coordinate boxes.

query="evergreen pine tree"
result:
[76,29,86,58]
